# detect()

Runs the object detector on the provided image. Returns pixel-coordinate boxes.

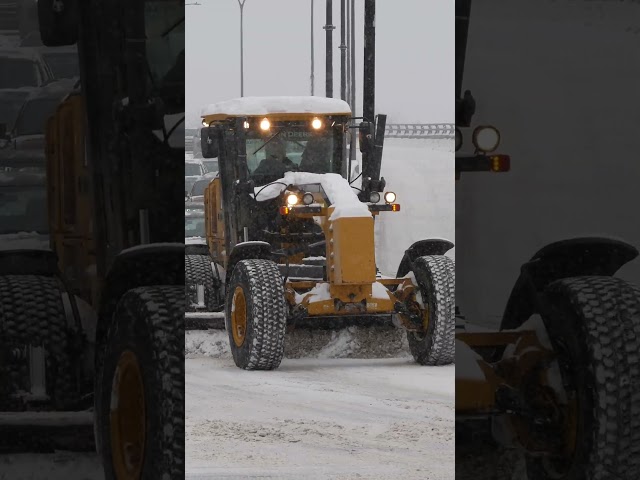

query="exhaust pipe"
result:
[324,0,335,97]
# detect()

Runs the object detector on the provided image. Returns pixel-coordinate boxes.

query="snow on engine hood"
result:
[252,172,371,220]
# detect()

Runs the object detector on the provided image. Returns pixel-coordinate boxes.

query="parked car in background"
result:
[185,159,206,195]
[0,88,34,141]
[8,78,76,151]
[201,158,219,176]
[0,47,54,88]
[37,45,80,80]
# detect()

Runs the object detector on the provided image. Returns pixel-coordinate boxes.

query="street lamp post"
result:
[238,0,247,97]
[311,0,314,95]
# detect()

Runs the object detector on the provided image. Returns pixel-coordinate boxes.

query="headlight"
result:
[286,194,299,205]
[260,118,271,131]
[384,191,396,204]
[455,128,462,151]
[202,119,209,127]
[243,121,250,129]
[472,126,500,153]
[302,192,314,205]
[311,117,322,129]
[369,192,381,203]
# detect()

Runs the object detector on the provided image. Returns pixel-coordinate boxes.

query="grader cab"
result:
[193,96,456,370]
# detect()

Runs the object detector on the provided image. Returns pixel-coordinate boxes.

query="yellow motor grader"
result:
[196,95,455,370]
[454,1,640,478]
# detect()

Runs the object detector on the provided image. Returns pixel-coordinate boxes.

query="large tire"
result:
[0,275,78,411]
[406,255,455,365]
[99,286,184,480]
[225,259,287,370]
[526,276,640,479]
[185,254,220,312]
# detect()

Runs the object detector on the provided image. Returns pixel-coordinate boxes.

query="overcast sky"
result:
[185,0,453,128]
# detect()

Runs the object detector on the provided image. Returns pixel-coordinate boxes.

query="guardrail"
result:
[0,1,18,32]
[385,123,455,139]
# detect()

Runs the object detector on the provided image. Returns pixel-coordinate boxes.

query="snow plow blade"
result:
[185,311,225,330]
[0,411,95,453]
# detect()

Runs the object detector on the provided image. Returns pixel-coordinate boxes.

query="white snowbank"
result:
[202,96,351,118]
[455,339,486,382]
[0,233,50,251]
[253,172,371,220]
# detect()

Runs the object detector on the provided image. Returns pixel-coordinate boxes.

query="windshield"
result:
[185,215,205,237]
[42,52,80,79]
[246,128,338,179]
[14,97,63,136]
[145,1,184,112]
[0,58,38,88]
[185,163,202,176]
[0,184,48,234]
[202,159,218,173]
[0,95,29,130]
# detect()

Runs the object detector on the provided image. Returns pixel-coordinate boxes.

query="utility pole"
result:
[324,0,335,97]
[237,0,247,97]
[340,0,346,101]
[345,0,350,105]
[311,0,315,95]
[349,0,356,163]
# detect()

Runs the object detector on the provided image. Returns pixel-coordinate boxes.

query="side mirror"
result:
[201,127,219,158]
[358,121,374,153]
[38,0,79,47]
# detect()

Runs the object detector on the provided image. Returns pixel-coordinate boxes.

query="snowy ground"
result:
[0,453,103,480]
[186,356,454,480]
[185,138,454,478]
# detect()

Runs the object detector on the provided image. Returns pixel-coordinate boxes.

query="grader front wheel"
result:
[225,259,288,370]
[525,276,640,480]
[406,255,455,366]
[99,286,185,480]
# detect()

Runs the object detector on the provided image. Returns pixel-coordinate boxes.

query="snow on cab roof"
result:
[201,96,352,120]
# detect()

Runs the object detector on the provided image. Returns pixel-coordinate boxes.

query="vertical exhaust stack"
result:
[456,0,475,127]
[362,0,374,123]
[324,0,335,97]
[359,0,386,199]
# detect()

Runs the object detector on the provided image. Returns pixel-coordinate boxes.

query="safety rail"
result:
[385,123,455,139]
[0,1,18,32]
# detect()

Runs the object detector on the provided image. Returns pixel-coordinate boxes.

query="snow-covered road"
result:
[186,356,454,480]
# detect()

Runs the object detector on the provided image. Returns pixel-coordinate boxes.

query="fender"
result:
[501,237,638,330]
[95,243,184,359]
[396,239,455,278]
[226,241,273,287]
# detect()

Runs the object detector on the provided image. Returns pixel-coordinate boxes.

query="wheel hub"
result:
[231,286,247,347]
[110,350,146,479]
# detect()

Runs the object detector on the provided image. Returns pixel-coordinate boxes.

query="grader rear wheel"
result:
[525,276,640,479]
[225,259,287,370]
[99,286,184,480]
[405,255,455,365]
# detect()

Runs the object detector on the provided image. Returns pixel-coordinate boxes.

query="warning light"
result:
[391,204,401,212]
[279,206,290,215]
[489,155,510,172]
